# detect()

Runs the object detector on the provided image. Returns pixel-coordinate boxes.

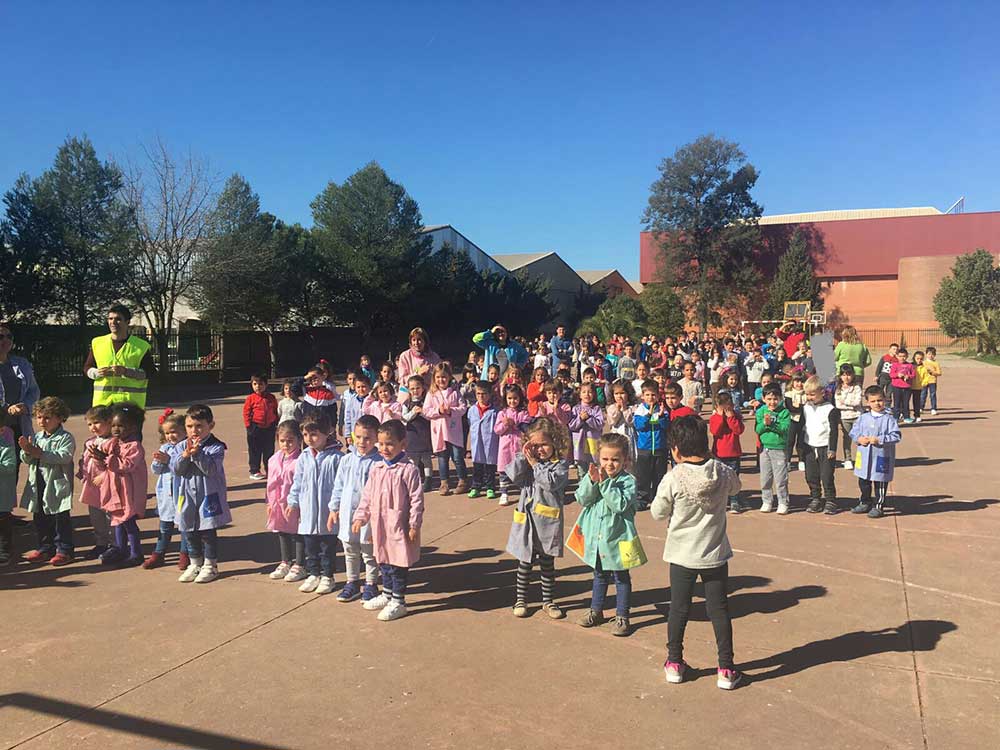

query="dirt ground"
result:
[2,354,997,750]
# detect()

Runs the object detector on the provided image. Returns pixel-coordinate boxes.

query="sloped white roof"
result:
[758,207,942,225]
[492,252,554,271]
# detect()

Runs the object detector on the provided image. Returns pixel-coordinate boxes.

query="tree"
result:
[576,294,648,341]
[310,162,433,336]
[121,138,217,369]
[193,175,316,376]
[762,228,822,319]
[1,176,57,322]
[2,136,131,325]
[641,283,687,337]
[643,134,762,331]
[933,249,1000,354]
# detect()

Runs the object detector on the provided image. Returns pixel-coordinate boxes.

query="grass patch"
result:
[956,350,1000,366]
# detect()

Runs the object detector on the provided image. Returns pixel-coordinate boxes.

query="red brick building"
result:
[640,208,1000,327]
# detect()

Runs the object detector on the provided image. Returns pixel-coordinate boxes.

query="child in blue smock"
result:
[850,385,902,519]
[172,404,230,584]
[147,409,189,570]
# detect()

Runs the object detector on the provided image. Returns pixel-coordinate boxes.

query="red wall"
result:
[640,210,1000,283]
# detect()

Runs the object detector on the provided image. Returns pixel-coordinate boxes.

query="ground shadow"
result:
[893,457,954,468]
[0,692,290,749]
[740,619,957,682]
[898,496,998,515]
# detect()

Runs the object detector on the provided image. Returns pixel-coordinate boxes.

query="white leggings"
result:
[343,540,378,583]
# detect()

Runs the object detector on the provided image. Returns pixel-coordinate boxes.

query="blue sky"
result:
[2,1,998,279]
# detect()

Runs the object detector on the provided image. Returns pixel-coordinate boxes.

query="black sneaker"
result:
[100,546,125,565]
[729,500,743,514]
[84,545,108,560]
[824,500,839,515]
[806,498,824,513]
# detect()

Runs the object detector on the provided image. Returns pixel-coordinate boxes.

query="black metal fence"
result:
[850,328,973,351]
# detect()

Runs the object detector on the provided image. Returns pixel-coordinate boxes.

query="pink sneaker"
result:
[717,668,743,690]
[664,660,687,684]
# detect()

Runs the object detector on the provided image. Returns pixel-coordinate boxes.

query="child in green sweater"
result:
[755,384,791,514]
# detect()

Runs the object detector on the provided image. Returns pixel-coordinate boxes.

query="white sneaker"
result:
[269,562,290,580]
[915,417,923,423]
[498,492,511,506]
[797,462,806,472]
[195,561,218,583]
[777,504,789,515]
[178,558,203,583]
[362,592,391,610]
[931,409,937,415]
[315,576,334,595]
[284,564,307,582]
[298,575,320,593]
[377,601,408,621]
[759,502,773,513]
[842,460,853,470]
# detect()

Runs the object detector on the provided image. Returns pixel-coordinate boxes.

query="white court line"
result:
[731,547,1000,608]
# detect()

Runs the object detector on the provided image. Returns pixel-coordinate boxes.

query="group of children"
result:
[875,344,943,423]
[1,331,923,691]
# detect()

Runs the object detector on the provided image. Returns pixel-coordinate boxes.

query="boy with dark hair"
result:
[243,373,278,480]
[876,343,899,411]
[755,384,791,514]
[850,386,902,518]
[651,415,742,690]
[401,375,434,492]
[633,380,669,511]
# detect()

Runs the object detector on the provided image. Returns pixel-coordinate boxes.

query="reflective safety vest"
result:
[91,334,151,409]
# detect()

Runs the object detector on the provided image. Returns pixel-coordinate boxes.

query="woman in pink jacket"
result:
[396,328,441,401]
[98,404,148,567]
[493,384,532,506]
[423,362,468,495]
[265,423,304,582]
[352,419,424,622]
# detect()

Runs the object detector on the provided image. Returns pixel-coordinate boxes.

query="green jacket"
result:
[834,341,872,376]
[755,406,790,450]
[0,428,16,513]
[20,427,76,514]
[570,472,647,571]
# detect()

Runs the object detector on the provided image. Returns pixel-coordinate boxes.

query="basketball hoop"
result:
[809,310,826,325]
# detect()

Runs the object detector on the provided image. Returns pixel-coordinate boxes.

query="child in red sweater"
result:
[663,383,696,420]
[244,373,279,480]
[709,392,745,513]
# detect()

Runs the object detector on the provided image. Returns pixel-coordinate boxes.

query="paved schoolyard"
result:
[2,355,997,750]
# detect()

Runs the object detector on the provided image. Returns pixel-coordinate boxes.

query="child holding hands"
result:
[571,433,646,636]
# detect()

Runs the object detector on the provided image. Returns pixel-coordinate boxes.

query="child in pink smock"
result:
[423,362,468,496]
[266,422,305,582]
[493,384,532,507]
[97,403,148,567]
[352,419,424,622]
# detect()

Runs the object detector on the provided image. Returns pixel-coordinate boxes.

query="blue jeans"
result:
[187,528,218,561]
[435,442,467,482]
[718,457,741,503]
[922,382,938,411]
[592,556,632,617]
[155,520,190,554]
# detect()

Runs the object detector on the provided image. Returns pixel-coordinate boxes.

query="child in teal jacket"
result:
[571,433,647,636]
[19,397,76,563]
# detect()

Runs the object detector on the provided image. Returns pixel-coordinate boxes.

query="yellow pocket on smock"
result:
[533,503,560,519]
[618,537,647,569]
[512,510,527,524]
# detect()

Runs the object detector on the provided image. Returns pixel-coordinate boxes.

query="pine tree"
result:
[763,229,821,319]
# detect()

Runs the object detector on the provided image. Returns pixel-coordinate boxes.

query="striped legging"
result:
[515,553,555,604]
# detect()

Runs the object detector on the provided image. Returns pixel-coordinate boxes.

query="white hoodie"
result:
[650,459,739,569]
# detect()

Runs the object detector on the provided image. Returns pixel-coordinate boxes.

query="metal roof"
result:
[576,270,617,284]
[491,252,554,271]
[758,207,942,225]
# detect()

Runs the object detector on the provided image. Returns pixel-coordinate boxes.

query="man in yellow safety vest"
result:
[84,304,155,409]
